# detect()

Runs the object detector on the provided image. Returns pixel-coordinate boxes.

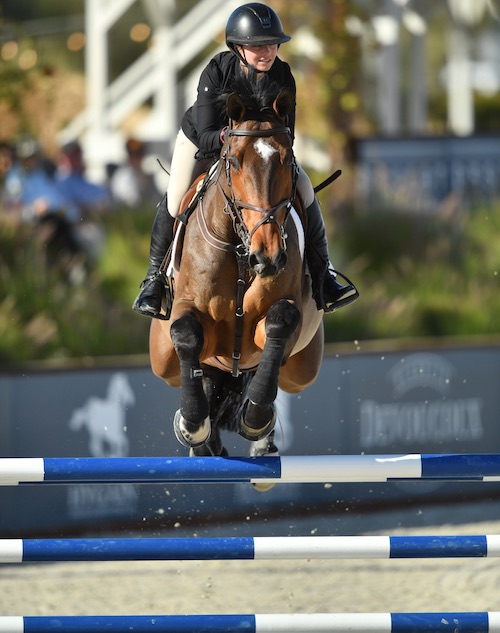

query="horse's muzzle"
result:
[249,250,287,277]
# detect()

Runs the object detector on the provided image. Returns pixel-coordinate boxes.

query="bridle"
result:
[218,123,298,258]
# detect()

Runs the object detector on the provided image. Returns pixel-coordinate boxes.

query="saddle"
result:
[165,163,219,276]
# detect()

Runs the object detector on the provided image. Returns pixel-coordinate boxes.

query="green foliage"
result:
[0,63,31,108]
[275,0,368,160]
[325,203,500,342]
[475,92,500,133]
[1,1,84,20]
[0,207,154,365]
[1,201,500,365]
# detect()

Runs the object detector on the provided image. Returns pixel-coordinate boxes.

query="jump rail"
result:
[2,535,500,563]
[1,613,500,632]
[4,455,500,631]
[2,454,500,485]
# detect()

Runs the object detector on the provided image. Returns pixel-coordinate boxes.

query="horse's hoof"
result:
[250,432,279,492]
[189,446,229,457]
[239,401,276,442]
[252,479,276,493]
[173,410,211,448]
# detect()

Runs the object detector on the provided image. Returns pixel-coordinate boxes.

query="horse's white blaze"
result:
[254,138,278,162]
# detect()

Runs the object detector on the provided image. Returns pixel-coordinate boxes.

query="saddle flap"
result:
[289,207,306,262]
[288,192,307,263]
[165,172,212,277]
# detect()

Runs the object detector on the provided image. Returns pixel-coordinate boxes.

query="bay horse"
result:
[149,72,324,467]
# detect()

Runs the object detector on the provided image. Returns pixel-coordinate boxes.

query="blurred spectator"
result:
[0,141,19,216]
[4,137,67,220]
[56,140,111,262]
[110,138,160,209]
[3,136,85,280]
[0,141,16,187]
[56,141,111,219]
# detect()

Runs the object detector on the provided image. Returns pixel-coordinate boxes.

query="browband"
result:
[228,126,291,138]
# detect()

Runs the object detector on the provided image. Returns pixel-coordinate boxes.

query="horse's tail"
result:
[202,365,254,433]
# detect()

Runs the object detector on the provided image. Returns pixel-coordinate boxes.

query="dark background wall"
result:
[354,135,500,211]
[2,341,500,536]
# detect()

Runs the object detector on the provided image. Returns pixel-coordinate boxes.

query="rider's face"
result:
[239,44,278,72]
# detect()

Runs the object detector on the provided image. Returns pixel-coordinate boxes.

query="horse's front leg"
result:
[169,312,211,447]
[240,299,300,441]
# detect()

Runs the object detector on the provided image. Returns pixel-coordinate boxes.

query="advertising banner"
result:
[1,344,500,536]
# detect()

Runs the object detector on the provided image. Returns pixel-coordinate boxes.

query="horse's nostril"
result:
[250,250,285,266]
[248,253,258,269]
[249,250,287,277]
[249,251,266,271]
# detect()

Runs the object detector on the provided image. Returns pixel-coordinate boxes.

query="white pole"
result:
[447,25,473,135]
[141,0,177,142]
[372,3,401,135]
[84,0,110,180]
[404,10,428,134]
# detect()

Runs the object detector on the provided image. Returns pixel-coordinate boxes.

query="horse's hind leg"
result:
[169,312,211,447]
[240,299,300,441]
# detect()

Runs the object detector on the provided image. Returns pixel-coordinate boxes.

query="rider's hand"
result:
[220,126,229,144]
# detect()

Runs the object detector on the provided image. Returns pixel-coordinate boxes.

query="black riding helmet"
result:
[226,3,291,65]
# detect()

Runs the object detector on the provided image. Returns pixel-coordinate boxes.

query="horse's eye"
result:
[228,155,240,171]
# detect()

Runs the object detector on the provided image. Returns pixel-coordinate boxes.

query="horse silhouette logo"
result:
[69,373,136,457]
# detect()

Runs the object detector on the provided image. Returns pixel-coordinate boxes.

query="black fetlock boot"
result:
[132,194,175,320]
[305,196,359,313]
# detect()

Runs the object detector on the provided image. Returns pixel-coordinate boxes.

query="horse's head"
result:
[221,85,297,278]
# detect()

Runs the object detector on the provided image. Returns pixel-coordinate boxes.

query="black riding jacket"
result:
[181,51,296,158]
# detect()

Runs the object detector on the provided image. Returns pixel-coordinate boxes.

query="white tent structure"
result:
[62,0,239,181]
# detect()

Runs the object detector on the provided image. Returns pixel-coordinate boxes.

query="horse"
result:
[149,71,324,469]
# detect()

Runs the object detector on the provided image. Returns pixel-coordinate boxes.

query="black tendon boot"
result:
[305,197,359,313]
[132,194,174,319]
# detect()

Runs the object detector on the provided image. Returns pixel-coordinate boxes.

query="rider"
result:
[133,2,359,320]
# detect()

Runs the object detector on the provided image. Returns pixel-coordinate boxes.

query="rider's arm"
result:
[192,59,227,155]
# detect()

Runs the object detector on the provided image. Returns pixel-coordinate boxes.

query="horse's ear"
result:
[273,89,294,120]
[227,92,246,123]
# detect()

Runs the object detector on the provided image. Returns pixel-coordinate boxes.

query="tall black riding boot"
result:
[305,196,359,313]
[132,194,175,320]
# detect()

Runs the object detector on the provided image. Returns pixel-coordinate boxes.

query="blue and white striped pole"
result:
[1,535,500,563]
[1,613,500,632]
[2,454,500,485]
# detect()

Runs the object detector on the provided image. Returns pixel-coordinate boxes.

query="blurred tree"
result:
[0,1,92,147]
[1,1,84,20]
[274,0,369,167]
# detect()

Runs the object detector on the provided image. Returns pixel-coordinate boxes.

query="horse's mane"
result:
[217,66,283,121]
